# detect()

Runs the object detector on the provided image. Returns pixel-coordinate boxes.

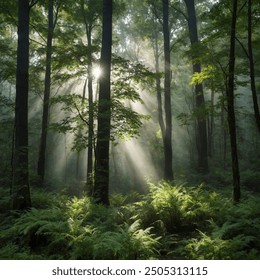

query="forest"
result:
[0,0,260,260]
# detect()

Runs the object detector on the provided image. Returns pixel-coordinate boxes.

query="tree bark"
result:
[80,0,95,192]
[153,22,165,178]
[208,90,215,158]
[248,0,260,134]
[37,0,54,183]
[227,0,240,203]
[153,19,165,142]
[94,0,112,205]
[183,0,209,174]
[86,26,94,193]
[162,0,174,181]
[11,0,31,210]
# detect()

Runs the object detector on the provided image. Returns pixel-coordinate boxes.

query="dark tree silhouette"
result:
[227,0,240,203]
[162,0,174,181]
[38,0,55,183]
[12,0,31,210]
[94,0,113,205]
[247,0,260,134]
[183,0,209,174]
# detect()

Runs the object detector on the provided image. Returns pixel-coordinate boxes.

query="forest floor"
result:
[0,181,260,260]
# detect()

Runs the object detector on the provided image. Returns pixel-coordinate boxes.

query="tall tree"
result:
[79,0,101,192]
[37,0,57,183]
[247,0,260,134]
[94,0,113,205]
[162,0,174,180]
[227,0,240,203]
[147,0,174,180]
[183,0,209,173]
[152,15,165,164]
[11,0,31,210]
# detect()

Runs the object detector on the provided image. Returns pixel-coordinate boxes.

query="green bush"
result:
[65,197,160,259]
[179,230,259,260]
[67,220,160,260]
[136,182,230,234]
[176,195,260,259]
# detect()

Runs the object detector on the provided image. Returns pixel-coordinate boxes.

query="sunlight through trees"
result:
[0,0,260,260]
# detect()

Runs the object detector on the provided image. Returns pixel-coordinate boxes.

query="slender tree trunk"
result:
[76,78,88,181]
[152,17,165,178]
[154,28,165,140]
[11,0,31,210]
[94,0,112,205]
[184,0,209,173]
[227,0,240,203]
[248,0,260,134]
[86,27,94,193]
[38,0,54,183]
[162,0,174,181]
[208,90,215,158]
[80,1,95,193]
[155,56,165,140]
[220,95,227,170]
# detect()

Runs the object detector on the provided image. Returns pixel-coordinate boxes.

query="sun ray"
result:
[92,66,102,79]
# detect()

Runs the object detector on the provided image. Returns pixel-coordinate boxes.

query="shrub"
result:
[91,220,160,260]
[0,207,70,259]
[136,182,230,234]
[179,230,259,260]
[176,195,260,259]
[65,197,160,259]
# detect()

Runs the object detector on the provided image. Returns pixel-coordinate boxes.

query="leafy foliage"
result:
[134,182,230,234]
[0,188,159,259]
[1,182,260,260]
[49,55,152,150]
[178,195,260,260]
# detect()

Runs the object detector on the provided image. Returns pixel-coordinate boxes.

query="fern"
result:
[92,220,160,260]
[2,182,260,260]
[0,243,44,260]
[0,207,70,258]
[181,230,260,260]
[137,182,230,234]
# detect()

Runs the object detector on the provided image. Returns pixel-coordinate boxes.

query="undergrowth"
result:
[0,182,260,260]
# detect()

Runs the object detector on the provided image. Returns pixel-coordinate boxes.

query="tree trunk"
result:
[37,0,54,183]
[221,96,227,170]
[79,0,95,193]
[208,90,215,158]
[248,0,260,134]
[162,0,174,181]
[94,0,112,205]
[152,14,165,178]
[86,26,94,193]
[11,0,31,210]
[183,0,209,174]
[155,55,165,141]
[227,0,240,203]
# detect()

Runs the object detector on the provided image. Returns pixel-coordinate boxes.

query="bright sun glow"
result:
[92,66,102,79]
